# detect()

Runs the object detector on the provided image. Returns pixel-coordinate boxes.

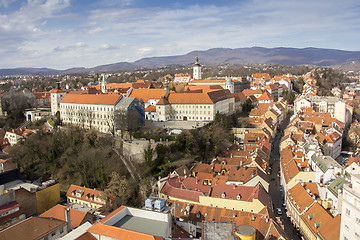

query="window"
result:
[357,217,360,224]
[346,208,351,216]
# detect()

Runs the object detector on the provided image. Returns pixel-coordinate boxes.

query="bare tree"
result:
[77,109,86,129]
[85,109,94,129]
[114,107,143,138]
[105,112,115,136]
[165,105,176,120]
[65,107,75,125]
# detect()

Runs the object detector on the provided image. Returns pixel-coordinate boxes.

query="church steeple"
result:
[101,74,108,93]
[193,56,202,80]
[164,78,169,92]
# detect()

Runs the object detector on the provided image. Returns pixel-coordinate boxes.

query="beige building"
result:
[66,184,105,211]
[156,89,234,122]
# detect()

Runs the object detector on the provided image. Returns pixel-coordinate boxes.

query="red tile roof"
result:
[257,91,274,101]
[145,105,156,112]
[0,216,66,240]
[50,88,66,93]
[66,185,105,206]
[287,183,316,213]
[301,203,333,236]
[0,201,20,215]
[317,214,341,240]
[60,94,122,105]
[40,204,93,229]
[252,73,271,79]
[129,89,167,103]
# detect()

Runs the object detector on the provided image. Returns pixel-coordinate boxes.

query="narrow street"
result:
[269,109,301,240]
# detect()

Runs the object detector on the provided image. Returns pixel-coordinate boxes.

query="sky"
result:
[0,0,360,69]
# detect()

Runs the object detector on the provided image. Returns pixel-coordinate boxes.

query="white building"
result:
[308,152,342,185]
[60,94,123,133]
[340,174,360,240]
[294,95,347,124]
[4,129,32,146]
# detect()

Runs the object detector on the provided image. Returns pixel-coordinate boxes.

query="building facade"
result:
[340,175,360,240]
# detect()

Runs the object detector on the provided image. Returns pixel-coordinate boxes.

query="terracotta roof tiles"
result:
[40,204,93,229]
[60,94,122,105]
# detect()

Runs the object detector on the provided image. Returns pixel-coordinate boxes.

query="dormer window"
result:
[221,192,226,198]
[237,194,242,200]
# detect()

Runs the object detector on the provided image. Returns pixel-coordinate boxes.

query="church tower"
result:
[101,74,108,93]
[225,77,234,93]
[193,56,202,80]
[50,82,66,116]
[164,78,169,92]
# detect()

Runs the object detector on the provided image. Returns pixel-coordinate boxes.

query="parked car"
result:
[276,208,282,215]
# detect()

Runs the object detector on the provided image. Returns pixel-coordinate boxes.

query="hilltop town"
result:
[0,59,359,240]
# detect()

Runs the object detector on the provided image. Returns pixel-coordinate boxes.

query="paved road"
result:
[269,110,301,240]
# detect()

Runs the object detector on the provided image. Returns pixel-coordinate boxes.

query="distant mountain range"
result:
[2,47,360,76]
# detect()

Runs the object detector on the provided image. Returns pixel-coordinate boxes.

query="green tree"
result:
[241,98,253,114]
[144,145,154,167]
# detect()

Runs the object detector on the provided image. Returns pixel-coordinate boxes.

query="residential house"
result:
[257,91,274,104]
[307,149,342,185]
[345,156,360,176]
[286,182,317,229]
[0,216,69,240]
[169,200,288,239]
[40,204,94,230]
[4,128,33,146]
[66,185,106,213]
[299,202,340,240]
[0,189,26,231]
[280,146,315,196]
[159,176,271,213]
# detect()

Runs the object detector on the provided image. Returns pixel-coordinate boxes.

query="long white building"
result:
[60,94,123,133]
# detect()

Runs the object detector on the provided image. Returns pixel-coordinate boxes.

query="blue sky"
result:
[0,0,360,69]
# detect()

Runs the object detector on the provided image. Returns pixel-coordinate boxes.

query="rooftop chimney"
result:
[65,208,71,232]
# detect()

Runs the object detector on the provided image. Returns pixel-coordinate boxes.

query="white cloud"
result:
[137,47,154,56]
[87,27,103,35]
[0,0,16,8]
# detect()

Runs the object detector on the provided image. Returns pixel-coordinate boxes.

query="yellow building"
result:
[36,182,60,214]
